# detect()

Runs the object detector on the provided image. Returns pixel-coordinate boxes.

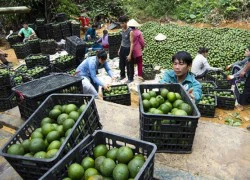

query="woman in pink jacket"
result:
[127,19,145,80]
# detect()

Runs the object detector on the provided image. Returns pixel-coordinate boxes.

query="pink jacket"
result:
[132,29,145,58]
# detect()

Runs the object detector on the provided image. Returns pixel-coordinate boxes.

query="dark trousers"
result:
[90,78,99,91]
[119,46,134,80]
[241,75,250,105]
[195,69,209,79]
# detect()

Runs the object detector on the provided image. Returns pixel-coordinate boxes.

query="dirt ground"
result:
[1,21,249,129]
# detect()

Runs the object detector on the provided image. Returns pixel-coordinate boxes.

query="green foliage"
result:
[80,0,126,20]
[140,22,250,69]
[54,0,80,17]
[130,0,250,23]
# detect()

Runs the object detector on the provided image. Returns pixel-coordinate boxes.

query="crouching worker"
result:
[76,50,115,98]
[160,51,202,103]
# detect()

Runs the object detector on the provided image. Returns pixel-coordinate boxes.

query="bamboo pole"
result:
[0,6,31,14]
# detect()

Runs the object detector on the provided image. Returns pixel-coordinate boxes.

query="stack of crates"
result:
[52,23,63,41]
[66,36,85,61]
[7,33,22,47]
[12,42,31,59]
[108,32,122,59]
[45,23,54,39]
[60,21,71,39]
[40,39,56,54]
[0,65,17,111]
[71,21,80,37]
[27,39,41,54]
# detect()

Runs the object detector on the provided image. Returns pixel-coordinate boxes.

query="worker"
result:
[226,46,250,80]
[238,48,250,107]
[71,13,90,34]
[127,19,145,82]
[191,47,222,79]
[96,30,109,50]
[118,15,134,83]
[85,24,98,41]
[160,51,202,103]
[18,22,36,42]
[76,50,115,98]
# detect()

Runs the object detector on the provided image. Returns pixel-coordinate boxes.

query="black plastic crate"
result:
[0,83,12,98]
[24,66,51,81]
[209,89,235,110]
[205,71,231,89]
[0,94,101,179]
[200,81,217,94]
[25,54,50,69]
[11,73,23,86]
[56,13,67,22]
[138,83,200,153]
[36,26,47,39]
[197,94,217,118]
[35,18,46,26]
[40,130,156,180]
[61,28,71,39]
[66,36,86,58]
[52,55,77,73]
[44,23,54,39]
[108,33,122,45]
[12,73,83,119]
[234,80,250,105]
[27,39,41,54]
[71,22,80,37]
[12,42,31,59]
[0,92,17,111]
[0,65,11,86]
[60,21,71,29]
[40,39,56,54]
[143,65,156,80]
[7,33,22,47]
[16,65,51,83]
[102,84,131,106]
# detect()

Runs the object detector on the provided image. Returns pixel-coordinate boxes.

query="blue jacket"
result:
[76,56,113,87]
[160,70,202,103]
[85,28,96,41]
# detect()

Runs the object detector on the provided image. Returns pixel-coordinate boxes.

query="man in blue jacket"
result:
[76,50,114,97]
[160,51,202,103]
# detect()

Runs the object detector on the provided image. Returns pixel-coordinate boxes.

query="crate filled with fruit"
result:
[102,84,131,106]
[52,54,77,73]
[138,83,200,153]
[234,80,250,105]
[0,65,11,85]
[209,89,235,110]
[0,94,101,179]
[16,65,50,82]
[205,71,231,89]
[142,64,156,80]
[12,73,83,119]
[197,94,217,117]
[200,81,217,94]
[25,54,50,69]
[40,130,157,180]
[40,39,56,54]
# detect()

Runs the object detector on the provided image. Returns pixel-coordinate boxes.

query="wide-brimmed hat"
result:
[155,33,166,41]
[127,19,141,27]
